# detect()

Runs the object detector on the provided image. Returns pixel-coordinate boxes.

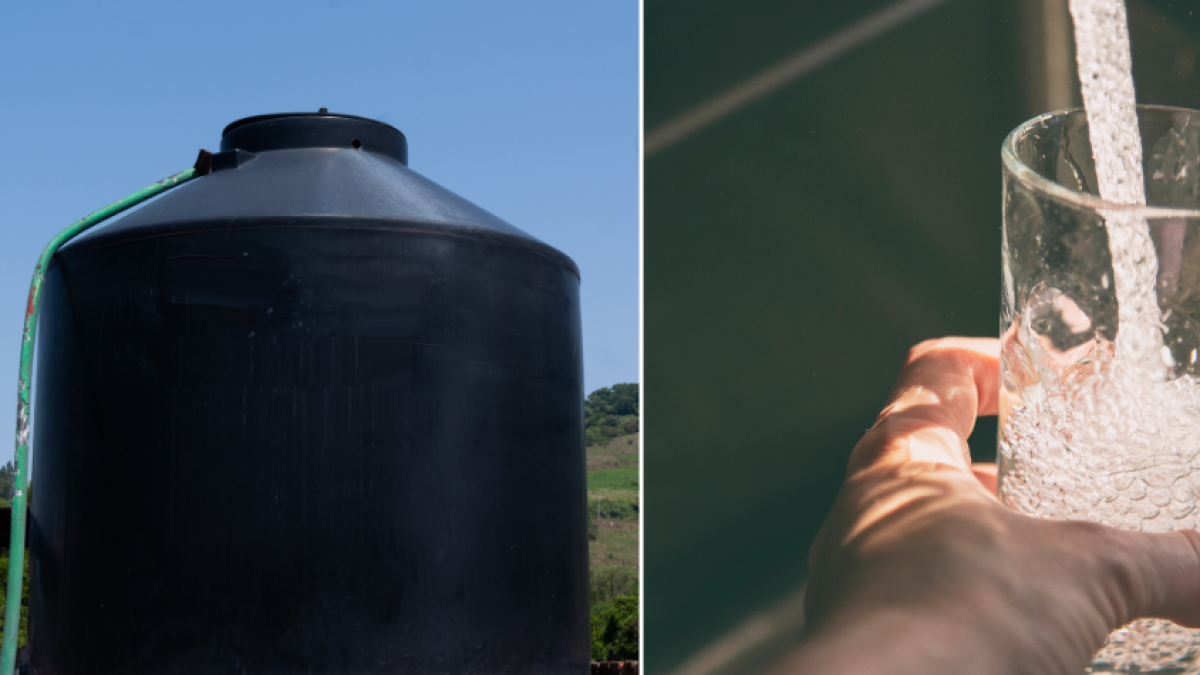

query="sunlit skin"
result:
[772,337,1200,675]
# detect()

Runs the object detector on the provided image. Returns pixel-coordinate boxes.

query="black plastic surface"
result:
[29,114,587,674]
[222,113,408,163]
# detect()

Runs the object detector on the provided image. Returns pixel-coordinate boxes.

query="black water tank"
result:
[29,113,588,674]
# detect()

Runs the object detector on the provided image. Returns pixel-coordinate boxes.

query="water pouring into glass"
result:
[999,0,1200,670]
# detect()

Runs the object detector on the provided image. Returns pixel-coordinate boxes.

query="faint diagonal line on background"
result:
[644,0,953,158]
[666,582,808,675]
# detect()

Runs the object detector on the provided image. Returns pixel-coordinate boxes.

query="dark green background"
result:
[645,1,1200,672]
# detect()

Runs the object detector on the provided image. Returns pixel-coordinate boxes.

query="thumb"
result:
[1089,526,1200,628]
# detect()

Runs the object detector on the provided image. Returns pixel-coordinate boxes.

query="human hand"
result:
[777,338,1200,675]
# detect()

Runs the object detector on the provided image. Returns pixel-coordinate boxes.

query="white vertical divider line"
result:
[638,0,647,666]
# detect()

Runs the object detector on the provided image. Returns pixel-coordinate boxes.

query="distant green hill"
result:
[586,383,639,446]
[584,383,639,662]
[588,466,638,492]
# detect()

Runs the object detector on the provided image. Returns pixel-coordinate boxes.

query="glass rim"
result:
[1001,103,1200,219]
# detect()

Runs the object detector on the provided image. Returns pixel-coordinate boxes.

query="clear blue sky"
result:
[0,1,638,399]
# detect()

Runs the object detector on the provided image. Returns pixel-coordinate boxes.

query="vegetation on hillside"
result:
[591,591,638,662]
[585,383,639,447]
[0,552,29,648]
[0,460,27,646]
[588,466,638,492]
[587,491,639,562]
[0,462,15,508]
[585,384,639,662]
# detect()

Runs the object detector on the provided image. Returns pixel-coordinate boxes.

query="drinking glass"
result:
[1001,105,1200,672]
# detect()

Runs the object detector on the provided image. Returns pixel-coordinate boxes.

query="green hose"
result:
[0,151,212,673]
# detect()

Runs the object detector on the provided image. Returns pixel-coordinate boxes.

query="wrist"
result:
[774,604,1008,675]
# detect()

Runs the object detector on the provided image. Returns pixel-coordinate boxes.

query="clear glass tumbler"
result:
[1001,105,1200,673]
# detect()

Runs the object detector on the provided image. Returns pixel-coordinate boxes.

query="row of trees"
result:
[586,383,639,447]
[590,567,637,661]
[0,460,26,647]
[591,591,638,662]
[0,461,15,504]
[586,383,638,420]
[0,552,29,648]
